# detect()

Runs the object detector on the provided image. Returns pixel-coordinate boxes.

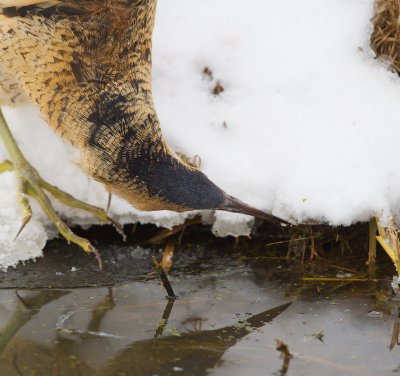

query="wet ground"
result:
[0,223,399,375]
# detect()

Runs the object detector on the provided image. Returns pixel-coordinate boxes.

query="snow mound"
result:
[0,175,46,268]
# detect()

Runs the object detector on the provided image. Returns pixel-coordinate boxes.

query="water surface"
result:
[0,239,398,375]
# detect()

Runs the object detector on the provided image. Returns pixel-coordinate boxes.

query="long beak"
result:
[219,195,290,226]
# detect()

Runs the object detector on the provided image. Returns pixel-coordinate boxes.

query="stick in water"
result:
[151,256,177,299]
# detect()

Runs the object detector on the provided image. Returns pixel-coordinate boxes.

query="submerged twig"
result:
[275,339,293,376]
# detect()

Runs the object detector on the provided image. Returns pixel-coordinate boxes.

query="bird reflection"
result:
[0,290,69,355]
[99,302,291,376]
[0,287,291,375]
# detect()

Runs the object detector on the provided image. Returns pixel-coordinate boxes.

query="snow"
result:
[0,0,398,267]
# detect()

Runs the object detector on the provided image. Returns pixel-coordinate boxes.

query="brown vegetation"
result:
[371,0,400,72]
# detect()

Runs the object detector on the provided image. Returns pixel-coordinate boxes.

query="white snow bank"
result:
[0,0,398,267]
[153,0,400,226]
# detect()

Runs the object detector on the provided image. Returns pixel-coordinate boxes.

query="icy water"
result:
[0,236,399,376]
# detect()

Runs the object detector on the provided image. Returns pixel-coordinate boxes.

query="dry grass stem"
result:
[375,217,400,273]
[143,217,203,245]
[371,0,400,73]
[368,218,377,268]
[303,277,369,282]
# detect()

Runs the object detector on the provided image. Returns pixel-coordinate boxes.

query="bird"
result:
[0,0,288,267]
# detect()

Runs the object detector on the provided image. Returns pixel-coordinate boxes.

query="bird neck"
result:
[77,97,227,212]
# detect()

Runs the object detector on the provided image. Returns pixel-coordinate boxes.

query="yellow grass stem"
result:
[303,277,369,282]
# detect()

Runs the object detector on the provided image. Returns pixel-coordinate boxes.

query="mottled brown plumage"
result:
[0,0,286,224]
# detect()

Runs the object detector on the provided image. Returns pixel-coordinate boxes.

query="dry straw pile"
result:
[371,0,400,73]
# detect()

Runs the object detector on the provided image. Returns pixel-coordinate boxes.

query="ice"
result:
[1,0,400,267]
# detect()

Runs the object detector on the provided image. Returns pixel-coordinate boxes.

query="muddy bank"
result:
[0,220,372,289]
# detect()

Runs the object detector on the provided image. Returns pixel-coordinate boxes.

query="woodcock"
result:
[0,0,287,266]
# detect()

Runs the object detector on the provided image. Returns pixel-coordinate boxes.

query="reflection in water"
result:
[99,303,291,376]
[390,302,400,351]
[0,258,399,375]
[87,287,115,333]
[0,290,69,354]
[0,288,119,375]
[274,339,293,376]
[154,299,176,339]
[0,284,290,376]
[55,288,122,339]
